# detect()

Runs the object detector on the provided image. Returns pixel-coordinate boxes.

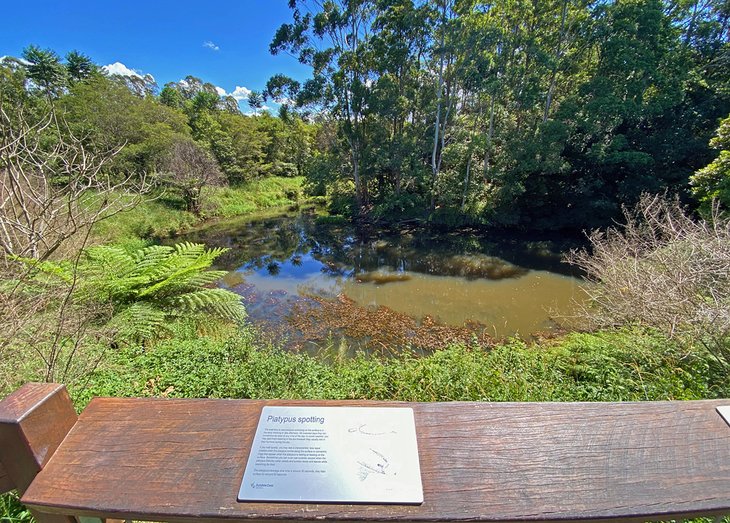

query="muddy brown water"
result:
[180,208,586,351]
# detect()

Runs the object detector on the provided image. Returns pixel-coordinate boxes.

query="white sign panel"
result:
[238,406,423,504]
[717,406,730,426]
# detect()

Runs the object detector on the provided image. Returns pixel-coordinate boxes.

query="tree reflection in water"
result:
[178,209,585,353]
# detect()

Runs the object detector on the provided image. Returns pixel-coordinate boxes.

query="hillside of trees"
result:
[266,0,729,228]
[0,47,319,220]
[2,0,728,231]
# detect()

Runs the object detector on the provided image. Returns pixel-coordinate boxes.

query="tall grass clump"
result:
[204,177,304,218]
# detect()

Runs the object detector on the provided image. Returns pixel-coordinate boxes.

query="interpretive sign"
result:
[717,406,730,427]
[238,406,423,504]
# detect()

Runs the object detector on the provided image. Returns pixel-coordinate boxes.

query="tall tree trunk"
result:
[461,154,473,211]
[431,0,448,212]
[483,94,496,182]
[351,144,364,212]
[544,0,569,122]
[462,97,483,210]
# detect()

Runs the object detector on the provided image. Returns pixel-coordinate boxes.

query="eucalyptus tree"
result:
[428,0,457,211]
[270,0,377,212]
[366,0,431,201]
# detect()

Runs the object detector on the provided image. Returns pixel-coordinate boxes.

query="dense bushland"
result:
[268,0,729,227]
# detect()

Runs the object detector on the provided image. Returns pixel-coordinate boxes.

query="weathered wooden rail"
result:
[2,383,730,523]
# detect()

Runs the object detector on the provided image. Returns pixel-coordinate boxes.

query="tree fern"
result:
[111,302,168,342]
[174,288,246,323]
[16,242,246,343]
[7,255,74,284]
[84,242,246,341]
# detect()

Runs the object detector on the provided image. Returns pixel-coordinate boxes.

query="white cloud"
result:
[214,85,227,97]
[0,55,31,66]
[203,41,220,51]
[230,85,252,101]
[243,105,273,116]
[102,61,155,82]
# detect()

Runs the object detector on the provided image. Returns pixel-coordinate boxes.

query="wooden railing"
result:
[2,382,730,523]
[0,463,13,494]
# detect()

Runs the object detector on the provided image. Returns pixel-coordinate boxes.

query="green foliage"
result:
[0,492,33,523]
[74,325,715,407]
[91,195,198,245]
[270,0,730,228]
[158,76,319,184]
[691,114,730,212]
[65,50,98,84]
[204,176,306,218]
[61,74,191,174]
[22,45,67,97]
[10,242,245,347]
[78,242,245,340]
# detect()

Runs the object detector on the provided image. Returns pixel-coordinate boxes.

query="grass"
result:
[69,323,720,408]
[92,195,198,248]
[2,326,728,521]
[0,492,32,523]
[204,176,305,218]
[91,176,306,246]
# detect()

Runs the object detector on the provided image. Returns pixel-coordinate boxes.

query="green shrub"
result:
[72,326,715,408]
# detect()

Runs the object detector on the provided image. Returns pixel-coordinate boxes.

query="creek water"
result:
[181,208,585,351]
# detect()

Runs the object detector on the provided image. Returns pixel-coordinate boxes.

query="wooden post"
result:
[0,463,13,494]
[0,383,78,523]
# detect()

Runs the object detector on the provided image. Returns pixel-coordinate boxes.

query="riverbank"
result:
[91,176,309,247]
[2,191,728,521]
[67,322,727,406]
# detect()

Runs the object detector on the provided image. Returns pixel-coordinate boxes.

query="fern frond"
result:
[174,288,246,322]
[8,255,74,284]
[136,246,228,298]
[83,246,135,275]
[182,270,229,288]
[111,302,168,341]
[173,242,208,259]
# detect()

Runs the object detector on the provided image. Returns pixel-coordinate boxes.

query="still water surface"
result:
[182,209,585,347]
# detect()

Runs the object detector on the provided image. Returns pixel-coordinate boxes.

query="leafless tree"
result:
[0,103,148,387]
[0,104,148,262]
[567,194,730,367]
[161,138,224,215]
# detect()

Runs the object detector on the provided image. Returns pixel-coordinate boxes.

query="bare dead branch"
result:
[566,194,730,367]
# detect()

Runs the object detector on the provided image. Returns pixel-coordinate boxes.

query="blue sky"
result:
[1,0,311,110]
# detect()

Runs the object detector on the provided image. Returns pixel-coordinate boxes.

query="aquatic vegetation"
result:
[354,271,412,285]
[287,294,494,353]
